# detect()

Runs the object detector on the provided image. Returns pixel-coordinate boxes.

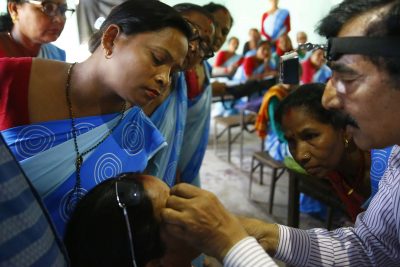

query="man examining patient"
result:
[161,0,400,266]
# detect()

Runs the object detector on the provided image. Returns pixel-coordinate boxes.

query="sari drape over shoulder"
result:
[148,73,187,186]
[2,107,165,236]
[178,62,212,184]
[261,9,291,42]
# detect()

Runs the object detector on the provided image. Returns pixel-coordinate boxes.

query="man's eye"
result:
[152,53,164,65]
[303,133,318,140]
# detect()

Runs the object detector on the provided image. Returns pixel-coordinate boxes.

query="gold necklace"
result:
[65,63,127,203]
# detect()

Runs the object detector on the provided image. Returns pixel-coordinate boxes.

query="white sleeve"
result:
[223,237,278,267]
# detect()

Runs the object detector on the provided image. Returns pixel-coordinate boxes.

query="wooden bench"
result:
[249,151,286,214]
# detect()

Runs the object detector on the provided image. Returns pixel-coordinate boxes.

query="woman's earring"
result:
[344,137,349,148]
[11,14,17,23]
[104,49,112,59]
[303,152,311,160]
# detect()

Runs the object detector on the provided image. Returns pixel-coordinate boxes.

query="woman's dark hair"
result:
[64,173,164,267]
[317,0,400,85]
[275,83,348,130]
[202,2,234,27]
[257,40,271,49]
[173,3,214,22]
[88,0,192,53]
[0,0,23,32]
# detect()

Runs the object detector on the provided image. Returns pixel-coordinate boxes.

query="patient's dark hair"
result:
[64,173,164,267]
[88,0,192,53]
[275,83,348,130]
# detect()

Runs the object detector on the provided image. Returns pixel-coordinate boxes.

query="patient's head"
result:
[64,173,198,267]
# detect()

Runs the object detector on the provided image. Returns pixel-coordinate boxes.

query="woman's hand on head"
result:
[160,183,248,261]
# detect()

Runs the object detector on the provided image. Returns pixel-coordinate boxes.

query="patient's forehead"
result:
[141,175,170,221]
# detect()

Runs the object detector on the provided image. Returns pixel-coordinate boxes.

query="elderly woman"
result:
[0,0,191,236]
[0,0,73,60]
[275,83,371,221]
[65,173,199,267]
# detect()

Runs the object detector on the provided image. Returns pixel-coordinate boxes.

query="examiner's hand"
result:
[238,216,280,256]
[161,183,248,261]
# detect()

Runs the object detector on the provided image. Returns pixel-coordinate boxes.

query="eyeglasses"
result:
[115,175,142,267]
[195,36,215,60]
[296,42,328,58]
[185,19,214,60]
[25,0,75,18]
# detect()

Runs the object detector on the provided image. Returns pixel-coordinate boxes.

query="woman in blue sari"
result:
[0,0,192,236]
[173,3,216,186]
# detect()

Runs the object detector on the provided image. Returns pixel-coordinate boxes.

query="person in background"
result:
[296,31,308,45]
[161,1,400,266]
[261,0,290,46]
[242,28,261,57]
[0,0,73,60]
[274,34,293,57]
[65,173,199,267]
[212,36,242,78]
[276,83,371,222]
[0,0,191,237]
[174,3,215,187]
[232,40,277,83]
[300,48,332,84]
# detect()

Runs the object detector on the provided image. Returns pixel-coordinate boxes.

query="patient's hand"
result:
[161,183,248,262]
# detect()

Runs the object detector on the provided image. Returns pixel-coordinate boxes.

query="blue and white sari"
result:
[1,107,165,236]
[38,43,66,61]
[178,62,212,185]
[148,73,187,187]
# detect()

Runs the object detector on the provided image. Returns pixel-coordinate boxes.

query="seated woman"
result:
[64,173,199,267]
[212,36,242,78]
[0,0,71,60]
[275,83,371,222]
[232,40,277,84]
[242,28,261,57]
[300,48,332,84]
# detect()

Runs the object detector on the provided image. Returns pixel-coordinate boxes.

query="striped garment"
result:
[224,237,278,267]
[0,134,68,266]
[223,145,400,266]
[275,145,400,266]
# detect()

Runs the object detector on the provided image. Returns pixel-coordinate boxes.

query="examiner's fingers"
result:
[165,195,191,211]
[161,207,188,226]
[170,183,203,198]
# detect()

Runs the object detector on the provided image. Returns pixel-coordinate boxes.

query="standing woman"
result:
[0,0,191,236]
[174,3,215,186]
[0,0,73,60]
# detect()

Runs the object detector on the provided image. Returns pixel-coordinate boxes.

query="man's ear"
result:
[101,24,121,57]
